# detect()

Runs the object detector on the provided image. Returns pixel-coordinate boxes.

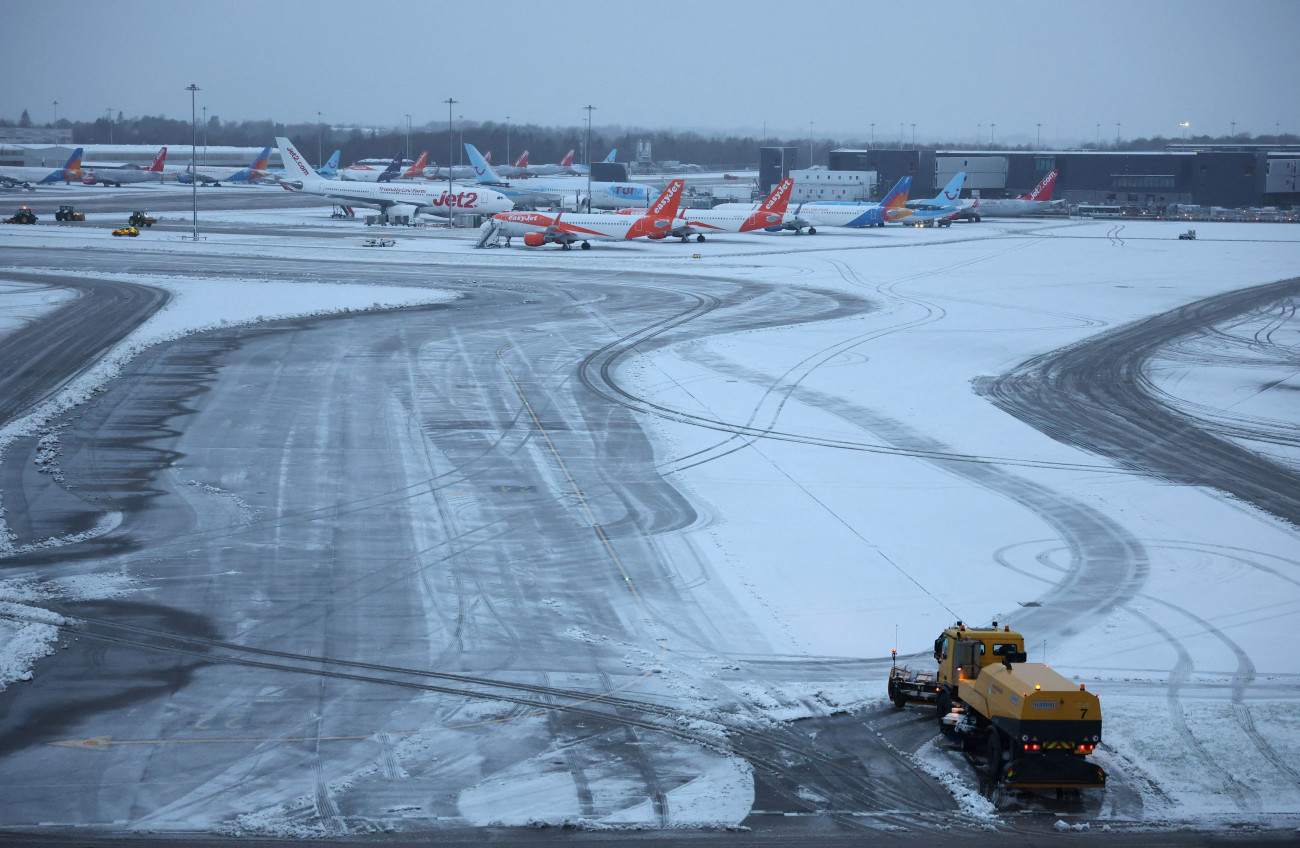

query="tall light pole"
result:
[1036,122,1041,149]
[911,123,916,149]
[583,105,596,210]
[1115,122,1121,147]
[317,111,323,165]
[444,98,458,226]
[404,114,411,164]
[186,84,199,240]
[1096,123,1101,148]
[870,122,875,149]
[977,123,982,151]
[52,100,58,124]
[989,122,996,148]
[1180,121,1190,140]
[1230,121,1236,139]
[202,105,207,165]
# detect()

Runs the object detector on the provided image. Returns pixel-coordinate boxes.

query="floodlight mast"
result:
[187,84,199,240]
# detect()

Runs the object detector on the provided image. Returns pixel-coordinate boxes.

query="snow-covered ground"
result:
[1,214,1298,831]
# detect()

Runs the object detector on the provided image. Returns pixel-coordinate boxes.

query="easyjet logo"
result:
[651,182,680,214]
[763,179,791,210]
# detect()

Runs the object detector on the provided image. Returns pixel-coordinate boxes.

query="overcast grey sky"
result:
[4,0,1297,146]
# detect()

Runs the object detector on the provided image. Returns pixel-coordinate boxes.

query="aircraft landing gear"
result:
[696,234,706,243]
[561,242,571,250]
[581,241,591,250]
[806,227,817,235]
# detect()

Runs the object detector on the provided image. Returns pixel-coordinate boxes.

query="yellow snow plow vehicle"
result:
[888,621,1105,790]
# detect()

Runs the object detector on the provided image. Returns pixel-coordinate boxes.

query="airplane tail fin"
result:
[881,176,912,209]
[317,150,342,177]
[376,153,404,182]
[934,172,965,203]
[147,147,167,172]
[63,147,84,178]
[1023,169,1058,201]
[603,148,617,163]
[402,151,428,179]
[514,150,529,168]
[484,151,492,163]
[275,137,326,185]
[464,143,504,183]
[250,146,272,172]
[646,178,684,220]
[759,177,794,214]
[559,150,573,167]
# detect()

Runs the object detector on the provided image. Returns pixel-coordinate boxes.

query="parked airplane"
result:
[82,147,167,186]
[461,143,567,208]
[901,172,967,226]
[525,150,576,176]
[614,177,795,242]
[0,148,85,188]
[178,146,273,185]
[259,149,341,181]
[782,176,914,233]
[463,143,655,210]
[276,136,513,219]
[340,153,404,182]
[489,179,684,250]
[967,169,1061,218]
[570,148,617,175]
[398,151,428,180]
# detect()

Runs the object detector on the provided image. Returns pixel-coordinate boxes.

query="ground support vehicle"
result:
[128,211,158,227]
[55,205,85,222]
[112,226,139,237]
[4,206,37,224]
[1178,229,1197,240]
[891,621,1105,792]
[362,237,395,247]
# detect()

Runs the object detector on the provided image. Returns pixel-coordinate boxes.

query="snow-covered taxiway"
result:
[0,194,1298,842]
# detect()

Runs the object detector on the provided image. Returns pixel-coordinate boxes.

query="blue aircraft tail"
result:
[316,150,341,178]
[464,143,505,184]
[375,153,404,183]
[603,148,617,163]
[932,171,965,204]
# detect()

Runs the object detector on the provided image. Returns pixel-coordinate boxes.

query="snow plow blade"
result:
[1002,755,1106,790]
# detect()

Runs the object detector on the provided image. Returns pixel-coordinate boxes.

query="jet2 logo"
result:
[287,147,310,175]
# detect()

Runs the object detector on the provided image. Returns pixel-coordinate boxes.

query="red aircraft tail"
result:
[759,177,794,214]
[1023,169,1058,201]
[558,149,574,167]
[146,147,167,172]
[514,150,529,168]
[402,151,428,178]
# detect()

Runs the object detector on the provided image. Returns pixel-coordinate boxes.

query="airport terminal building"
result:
[827,144,1300,211]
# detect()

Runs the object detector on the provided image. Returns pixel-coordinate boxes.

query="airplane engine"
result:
[523,232,547,247]
[647,232,667,240]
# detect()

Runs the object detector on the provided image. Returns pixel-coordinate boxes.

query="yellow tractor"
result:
[128,211,158,227]
[4,206,38,224]
[888,621,1105,790]
[55,205,85,222]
